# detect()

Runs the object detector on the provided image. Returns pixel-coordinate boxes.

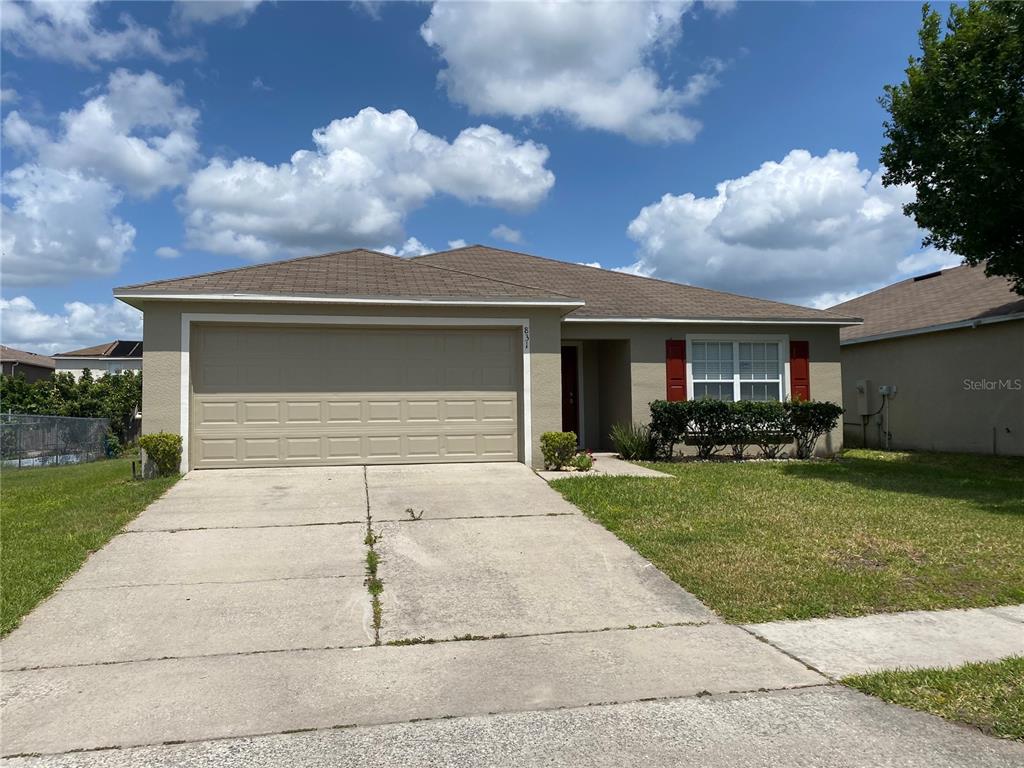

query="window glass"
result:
[692,342,734,380]
[693,382,735,401]
[740,382,781,401]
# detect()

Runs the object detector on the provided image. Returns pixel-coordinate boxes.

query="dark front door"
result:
[561,345,580,438]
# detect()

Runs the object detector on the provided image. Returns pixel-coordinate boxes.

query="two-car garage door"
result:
[190,325,520,469]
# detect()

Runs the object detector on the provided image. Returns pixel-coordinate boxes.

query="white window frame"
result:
[686,334,790,402]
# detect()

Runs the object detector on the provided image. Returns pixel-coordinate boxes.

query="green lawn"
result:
[551,450,1024,623]
[1,458,177,636]
[845,657,1024,741]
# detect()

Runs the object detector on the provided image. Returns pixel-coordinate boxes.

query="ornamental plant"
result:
[540,431,578,470]
[138,432,183,477]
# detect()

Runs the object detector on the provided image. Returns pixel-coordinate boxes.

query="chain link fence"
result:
[1,414,110,468]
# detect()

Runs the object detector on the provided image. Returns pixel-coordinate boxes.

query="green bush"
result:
[684,399,733,460]
[103,430,122,458]
[571,451,594,471]
[747,400,792,459]
[785,400,844,459]
[648,398,840,460]
[540,431,578,470]
[138,432,183,477]
[649,400,691,458]
[609,422,657,461]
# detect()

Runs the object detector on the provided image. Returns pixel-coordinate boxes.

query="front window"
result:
[691,340,784,402]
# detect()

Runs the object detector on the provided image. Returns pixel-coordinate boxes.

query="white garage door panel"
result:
[190,325,520,468]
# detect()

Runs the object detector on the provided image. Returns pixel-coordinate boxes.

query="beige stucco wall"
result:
[840,320,1024,456]
[138,300,565,468]
[564,322,845,455]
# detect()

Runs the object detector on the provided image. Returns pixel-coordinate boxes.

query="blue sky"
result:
[1,0,956,353]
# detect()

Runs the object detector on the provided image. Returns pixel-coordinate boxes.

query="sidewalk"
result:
[745,604,1024,678]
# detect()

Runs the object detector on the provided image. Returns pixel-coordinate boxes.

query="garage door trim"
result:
[178,313,533,472]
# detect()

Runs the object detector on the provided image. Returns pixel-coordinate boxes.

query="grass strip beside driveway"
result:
[1,458,178,636]
[844,657,1024,741]
[551,450,1024,623]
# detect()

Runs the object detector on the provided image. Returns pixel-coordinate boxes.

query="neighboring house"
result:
[834,264,1024,456]
[114,245,860,472]
[0,345,55,383]
[53,340,144,380]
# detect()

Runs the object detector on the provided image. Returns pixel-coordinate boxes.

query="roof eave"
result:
[841,311,1024,345]
[113,291,585,309]
[563,316,863,326]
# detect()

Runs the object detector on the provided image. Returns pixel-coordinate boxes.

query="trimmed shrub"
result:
[540,431,578,470]
[746,400,792,459]
[649,400,690,458]
[684,399,733,460]
[571,451,594,471]
[785,400,844,459]
[725,400,759,459]
[138,432,183,477]
[609,422,657,461]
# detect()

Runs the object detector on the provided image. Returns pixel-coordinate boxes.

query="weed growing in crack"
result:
[364,525,383,644]
[405,507,424,521]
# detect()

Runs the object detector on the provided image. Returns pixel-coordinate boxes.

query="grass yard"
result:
[551,449,1024,623]
[0,458,177,636]
[845,657,1024,741]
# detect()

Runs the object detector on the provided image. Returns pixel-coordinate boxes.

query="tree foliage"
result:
[0,370,142,443]
[880,2,1024,294]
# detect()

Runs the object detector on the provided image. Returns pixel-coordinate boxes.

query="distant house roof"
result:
[0,345,55,368]
[834,264,1024,344]
[115,245,859,325]
[55,340,143,359]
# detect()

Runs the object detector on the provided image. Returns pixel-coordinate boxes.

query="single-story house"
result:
[834,264,1023,456]
[1,345,55,383]
[53,340,144,380]
[114,245,860,472]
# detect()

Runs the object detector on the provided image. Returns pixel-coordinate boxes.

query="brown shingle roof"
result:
[416,246,858,323]
[834,264,1024,343]
[0,346,55,368]
[115,249,580,304]
[56,340,143,358]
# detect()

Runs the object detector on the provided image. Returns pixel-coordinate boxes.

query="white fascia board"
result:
[841,312,1024,346]
[565,317,860,325]
[115,292,583,308]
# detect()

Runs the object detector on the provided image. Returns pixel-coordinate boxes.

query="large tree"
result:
[881,1,1024,294]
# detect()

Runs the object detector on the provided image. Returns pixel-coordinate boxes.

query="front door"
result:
[561,345,580,439]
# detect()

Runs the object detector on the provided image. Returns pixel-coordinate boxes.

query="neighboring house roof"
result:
[55,340,143,359]
[834,264,1024,344]
[415,246,858,323]
[115,245,858,325]
[0,345,55,368]
[114,249,582,307]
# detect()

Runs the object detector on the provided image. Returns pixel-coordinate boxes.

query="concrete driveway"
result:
[3,464,1022,766]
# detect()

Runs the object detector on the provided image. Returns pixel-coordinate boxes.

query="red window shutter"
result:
[666,340,687,401]
[789,340,810,401]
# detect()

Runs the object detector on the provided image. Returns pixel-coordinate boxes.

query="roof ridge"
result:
[409,252,582,302]
[421,244,853,320]
[115,248,396,291]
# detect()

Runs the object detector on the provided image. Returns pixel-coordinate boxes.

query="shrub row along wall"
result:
[648,399,844,460]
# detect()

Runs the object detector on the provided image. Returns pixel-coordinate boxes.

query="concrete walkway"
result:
[746,605,1024,678]
[537,452,672,480]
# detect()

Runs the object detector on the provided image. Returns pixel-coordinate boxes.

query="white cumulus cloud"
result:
[4,69,200,198]
[626,149,957,307]
[1,165,136,286]
[0,296,143,355]
[420,1,723,143]
[379,237,433,257]
[490,224,522,244]
[1,0,198,68]
[171,1,265,28]
[155,246,181,259]
[183,107,554,260]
